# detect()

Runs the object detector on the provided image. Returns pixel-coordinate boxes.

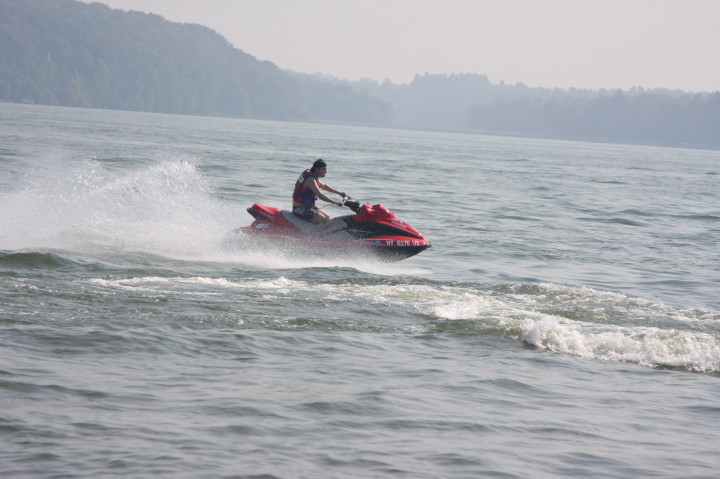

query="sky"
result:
[82,0,720,92]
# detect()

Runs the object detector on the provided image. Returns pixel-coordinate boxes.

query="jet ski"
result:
[231,199,431,261]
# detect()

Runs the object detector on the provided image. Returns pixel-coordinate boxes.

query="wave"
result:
[424,281,720,374]
[0,159,433,279]
[0,251,79,270]
[4,156,718,374]
[0,158,238,257]
[80,274,720,374]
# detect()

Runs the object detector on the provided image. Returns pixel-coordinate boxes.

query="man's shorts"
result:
[292,205,319,221]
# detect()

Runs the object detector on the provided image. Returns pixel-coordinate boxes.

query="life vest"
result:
[292,169,318,206]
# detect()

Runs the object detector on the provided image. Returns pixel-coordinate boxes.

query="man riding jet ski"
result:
[291,159,347,236]
[232,159,432,261]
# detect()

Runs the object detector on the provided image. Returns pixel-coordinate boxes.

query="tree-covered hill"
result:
[0,0,310,119]
[0,0,395,124]
[1,0,717,148]
[352,73,720,148]
[466,89,720,148]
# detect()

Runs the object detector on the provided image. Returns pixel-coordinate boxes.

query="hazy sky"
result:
[83,0,720,92]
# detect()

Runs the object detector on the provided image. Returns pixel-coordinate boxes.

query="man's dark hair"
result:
[311,159,327,172]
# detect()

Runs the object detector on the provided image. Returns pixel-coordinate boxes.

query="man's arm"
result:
[318,181,346,198]
[309,179,344,205]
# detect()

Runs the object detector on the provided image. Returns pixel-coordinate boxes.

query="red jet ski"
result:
[232,199,431,261]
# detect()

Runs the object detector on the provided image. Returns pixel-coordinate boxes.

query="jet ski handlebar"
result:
[341,197,362,213]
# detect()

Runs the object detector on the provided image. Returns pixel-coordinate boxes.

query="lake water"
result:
[1,102,719,478]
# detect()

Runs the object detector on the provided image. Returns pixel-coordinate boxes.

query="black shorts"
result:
[292,205,319,221]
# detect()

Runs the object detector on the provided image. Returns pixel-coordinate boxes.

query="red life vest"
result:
[292,169,318,206]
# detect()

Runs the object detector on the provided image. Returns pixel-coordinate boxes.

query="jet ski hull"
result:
[231,202,432,262]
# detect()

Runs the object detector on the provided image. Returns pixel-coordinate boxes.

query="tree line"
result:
[0,0,297,118]
[466,88,720,148]
[351,73,719,149]
[1,0,717,149]
[0,0,385,123]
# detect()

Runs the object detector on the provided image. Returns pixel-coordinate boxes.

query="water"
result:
[1,102,719,478]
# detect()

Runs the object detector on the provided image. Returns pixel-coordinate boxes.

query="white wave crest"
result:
[343,281,720,372]
[521,316,720,372]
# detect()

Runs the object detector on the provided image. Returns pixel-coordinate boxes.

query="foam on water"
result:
[79,272,720,373]
[1,158,226,253]
[343,281,719,373]
[521,317,720,372]
[3,154,718,372]
[0,157,430,277]
[407,281,720,373]
[85,275,302,293]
